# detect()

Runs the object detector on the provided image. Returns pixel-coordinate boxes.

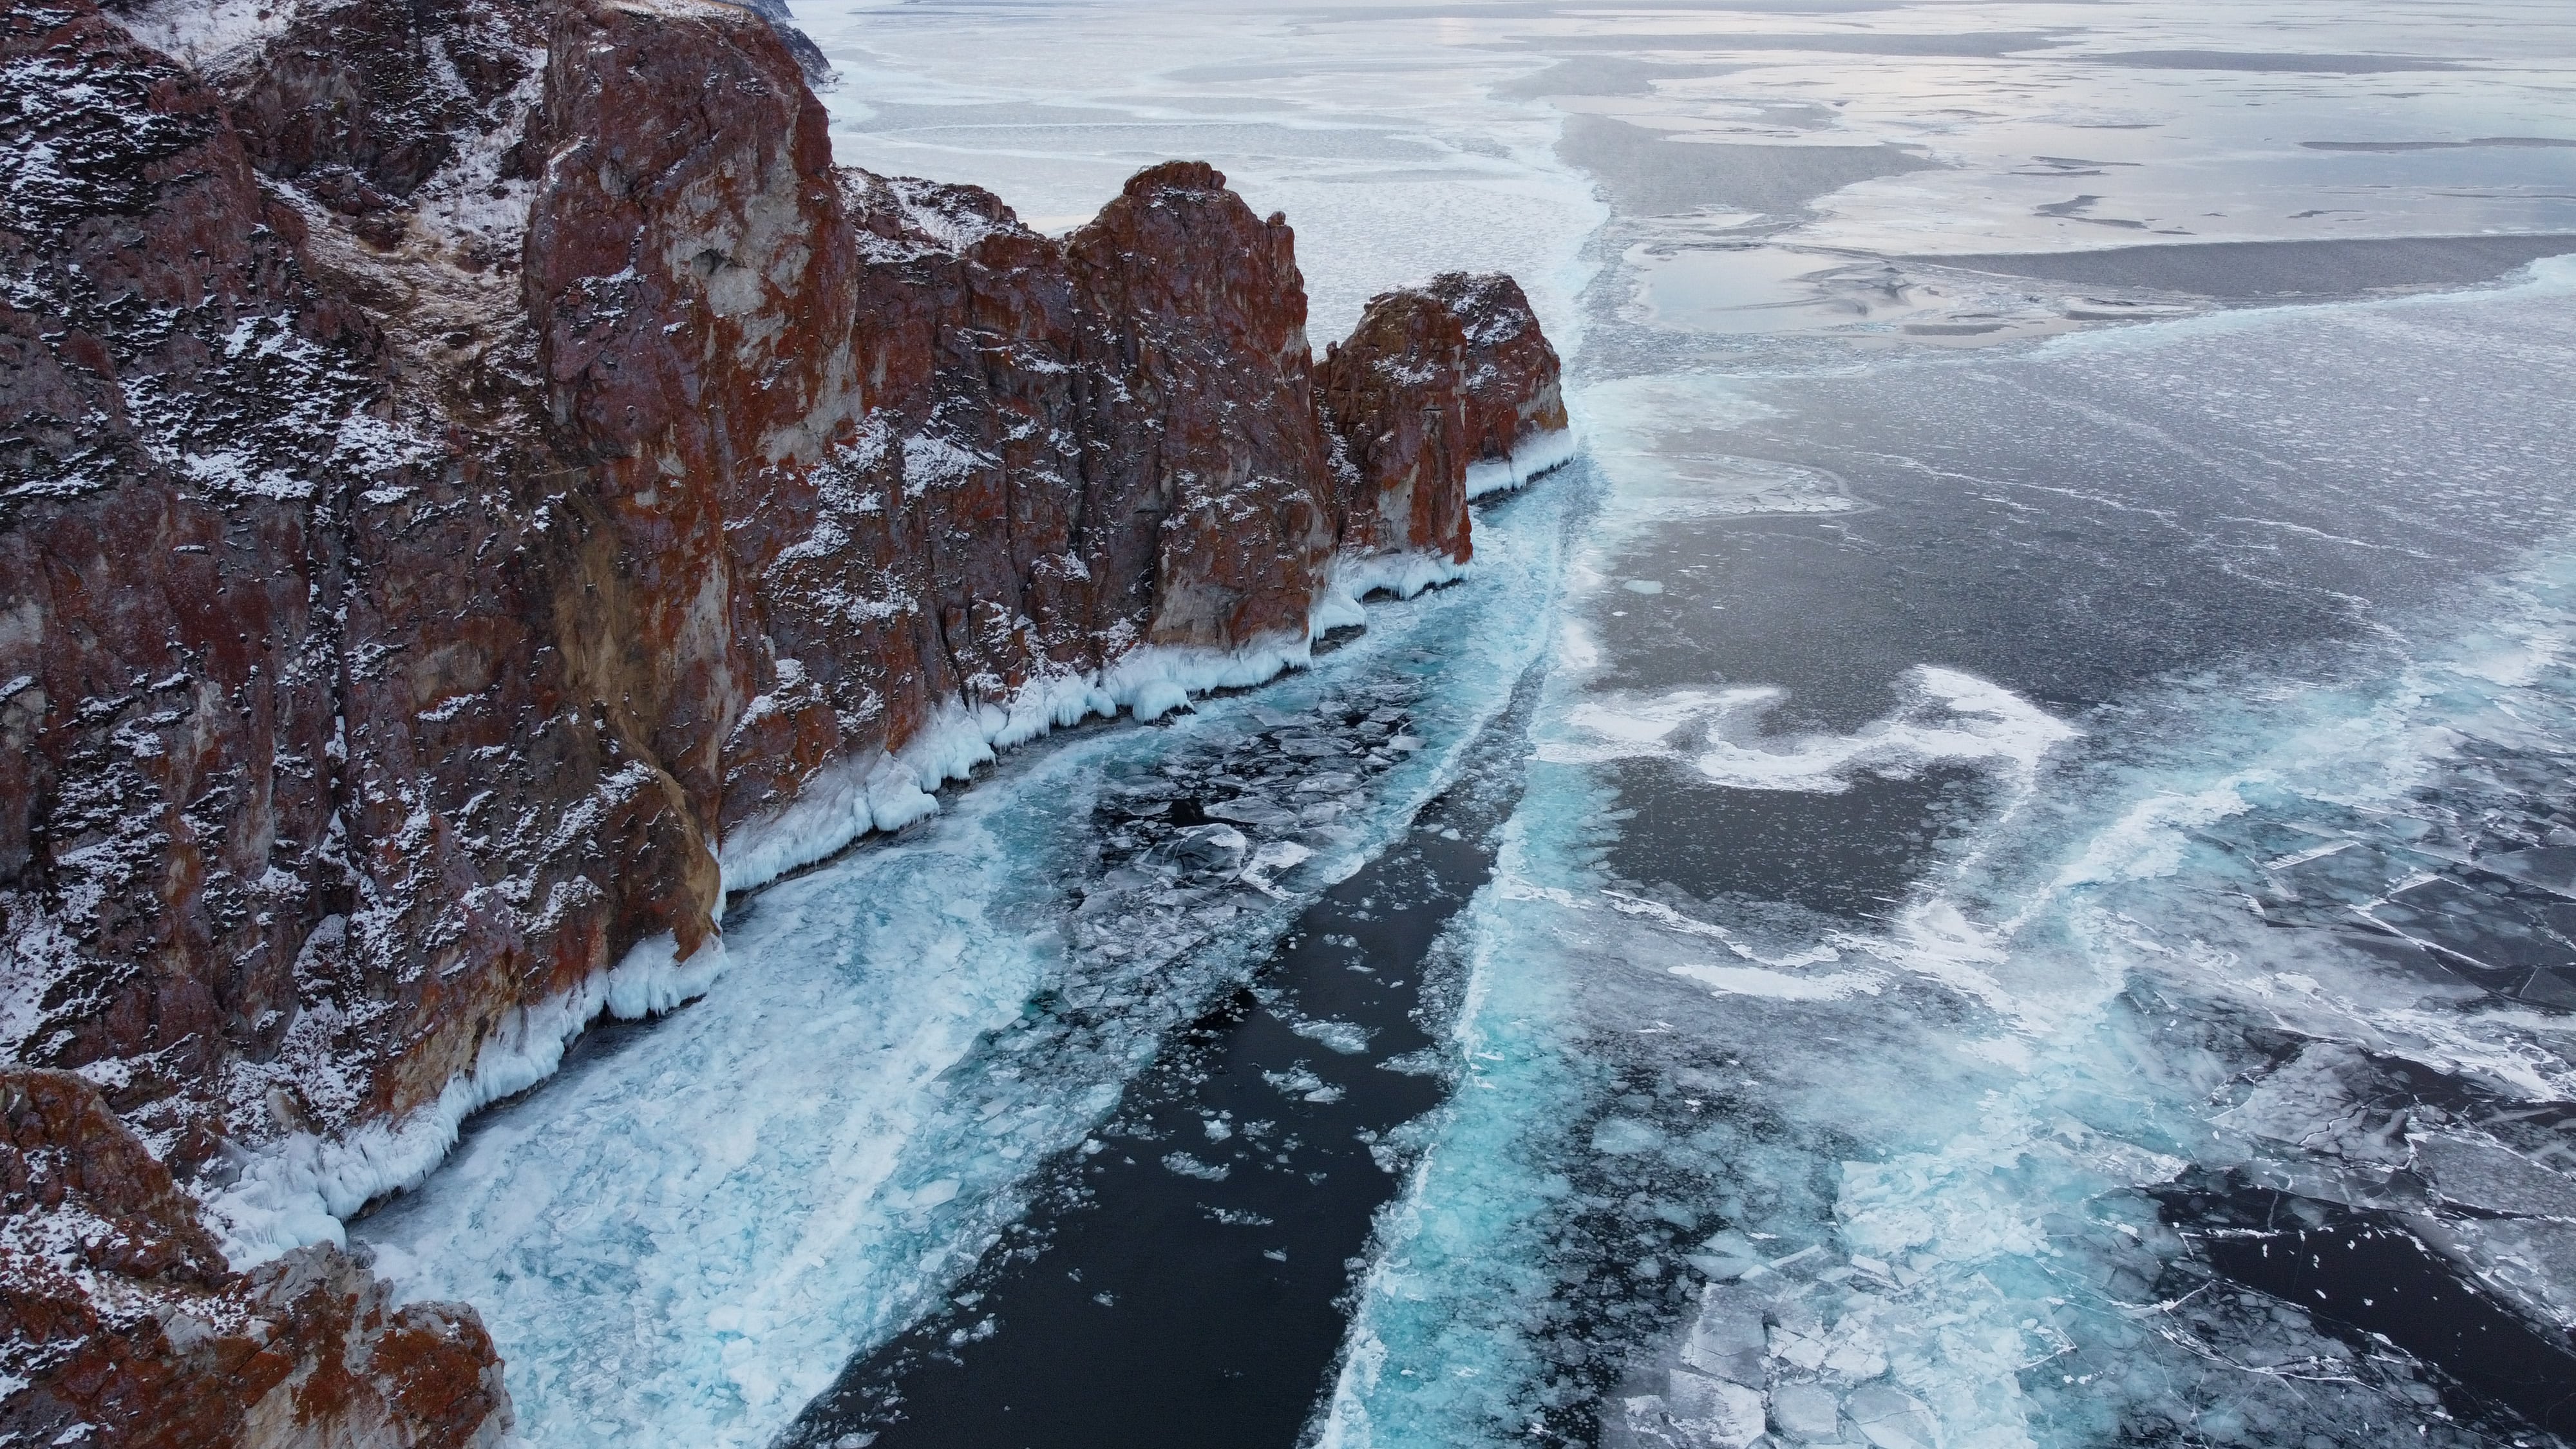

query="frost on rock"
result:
[0,1067,509,1446]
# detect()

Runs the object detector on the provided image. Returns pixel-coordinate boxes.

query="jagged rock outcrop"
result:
[0,1069,509,1447]
[1322,270,1571,581]
[732,0,834,81]
[1424,270,1569,469]
[0,0,1567,1439]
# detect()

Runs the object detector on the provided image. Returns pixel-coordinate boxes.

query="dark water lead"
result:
[784,665,1544,1449]
[2155,1170,2576,1438]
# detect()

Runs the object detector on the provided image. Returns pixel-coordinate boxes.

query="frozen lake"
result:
[354,1,2576,1445]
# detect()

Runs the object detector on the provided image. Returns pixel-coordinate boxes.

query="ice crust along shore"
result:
[716,514,1571,898]
[341,467,1593,1446]
[200,509,1566,1274]
[1466,426,1584,501]
[202,931,722,1266]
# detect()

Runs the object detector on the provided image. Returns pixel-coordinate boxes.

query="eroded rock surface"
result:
[0,1068,510,1447]
[0,0,1568,1437]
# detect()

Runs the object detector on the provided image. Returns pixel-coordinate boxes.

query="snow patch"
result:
[1542,666,2078,795]
[115,0,301,74]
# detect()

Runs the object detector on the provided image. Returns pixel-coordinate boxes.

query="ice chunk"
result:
[2230,1043,2411,1165]
[1686,1231,1768,1283]
[1376,1046,1448,1077]
[1846,1386,1940,1449]
[1262,1065,1344,1103]
[1663,1370,1767,1449]
[1241,838,1316,898]
[1772,1382,1845,1441]
[1290,1017,1373,1055]
[2415,1135,2576,1218]
[2474,1218,2576,1328]
[1678,1283,1767,1385]
[1162,1151,1231,1182]
[1155,824,1249,876]
[1208,796,1299,829]
[1821,1316,1889,1381]
[1592,1118,1665,1155]
[2477,845,2576,898]
[1249,839,1314,875]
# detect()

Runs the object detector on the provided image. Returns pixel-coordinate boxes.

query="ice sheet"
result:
[1327,359,2576,1449]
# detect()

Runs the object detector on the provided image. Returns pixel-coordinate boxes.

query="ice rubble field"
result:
[1320,269,2576,1448]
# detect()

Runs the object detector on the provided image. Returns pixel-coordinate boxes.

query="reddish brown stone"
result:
[0,1069,509,1448]
[1425,270,1569,464]
[1323,290,1475,565]
[1323,272,1569,572]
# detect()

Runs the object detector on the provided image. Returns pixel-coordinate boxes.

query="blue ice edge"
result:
[196,439,1587,1447]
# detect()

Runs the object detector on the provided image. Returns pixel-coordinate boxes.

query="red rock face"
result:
[0,1068,510,1448]
[1324,290,1476,565]
[1066,162,1337,648]
[1,0,357,1150]
[1323,272,1570,572]
[1425,270,1569,464]
[1,0,1569,1437]
[221,0,544,231]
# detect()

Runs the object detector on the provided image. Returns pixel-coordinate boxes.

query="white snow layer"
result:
[1464,425,1580,500]
[113,0,301,75]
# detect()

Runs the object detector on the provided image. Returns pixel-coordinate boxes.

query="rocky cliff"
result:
[0,0,1567,1439]
[0,1068,510,1448]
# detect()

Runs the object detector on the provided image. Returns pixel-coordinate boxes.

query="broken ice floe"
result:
[1542,667,2077,797]
[1327,542,2576,1446]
